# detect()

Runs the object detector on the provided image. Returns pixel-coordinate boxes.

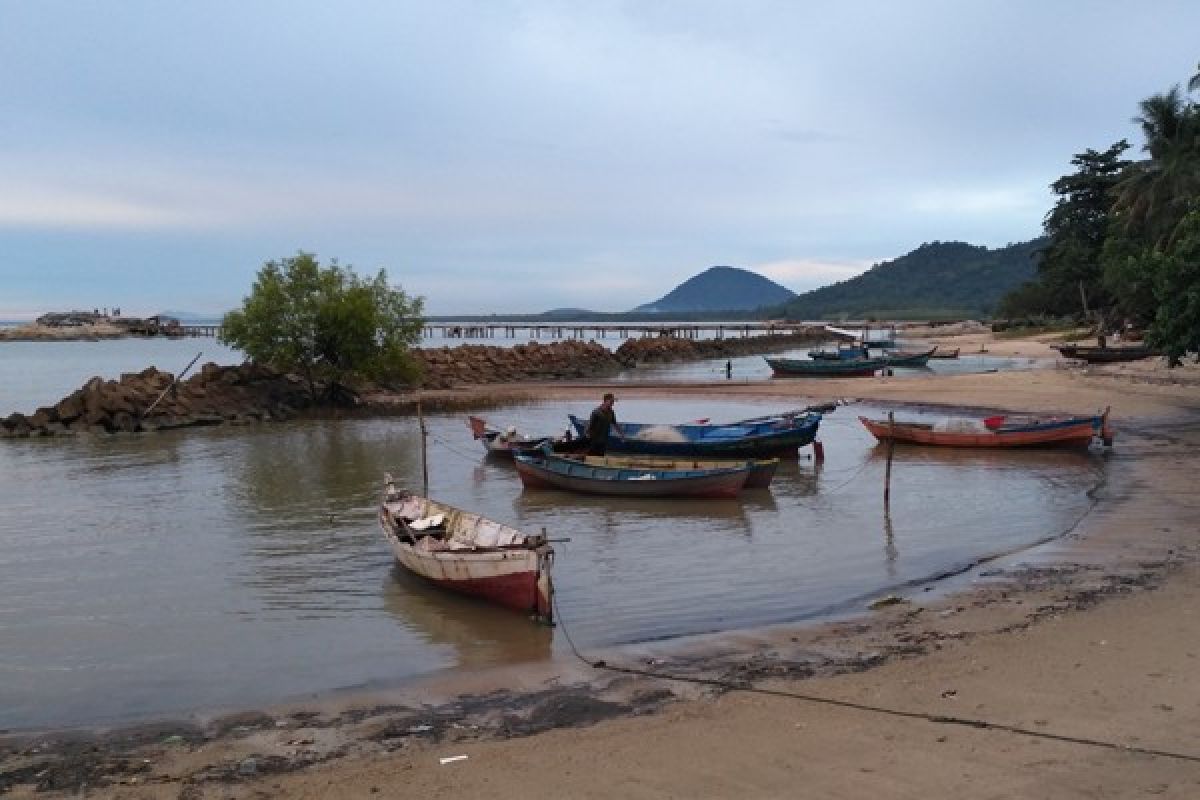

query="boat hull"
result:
[880,347,937,367]
[468,415,551,459]
[858,415,1112,448]
[765,356,885,377]
[379,487,553,622]
[568,413,820,459]
[513,455,749,498]
[1053,345,1159,363]
[574,455,780,489]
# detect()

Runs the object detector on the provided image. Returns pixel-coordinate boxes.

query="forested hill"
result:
[773,240,1044,319]
[634,266,796,312]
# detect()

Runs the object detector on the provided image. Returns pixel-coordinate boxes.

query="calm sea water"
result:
[0,385,1103,729]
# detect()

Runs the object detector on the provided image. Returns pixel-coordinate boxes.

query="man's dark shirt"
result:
[586,406,617,443]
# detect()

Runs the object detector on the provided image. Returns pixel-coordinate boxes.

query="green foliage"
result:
[1098,233,1159,323]
[1146,211,1200,364]
[996,279,1058,319]
[220,253,425,398]
[773,240,1042,320]
[1111,88,1200,249]
[1030,141,1131,316]
[998,61,1200,363]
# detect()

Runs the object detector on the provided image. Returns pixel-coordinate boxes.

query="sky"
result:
[1,1,1197,318]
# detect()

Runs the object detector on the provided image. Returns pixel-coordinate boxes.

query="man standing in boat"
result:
[585,392,623,456]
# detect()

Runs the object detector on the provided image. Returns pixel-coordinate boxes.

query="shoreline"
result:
[3,332,1200,797]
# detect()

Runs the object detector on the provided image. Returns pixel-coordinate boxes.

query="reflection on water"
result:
[0,398,1104,729]
[382,567,553,669]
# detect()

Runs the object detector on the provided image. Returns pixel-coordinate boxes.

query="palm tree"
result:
[1111,86,1200,247]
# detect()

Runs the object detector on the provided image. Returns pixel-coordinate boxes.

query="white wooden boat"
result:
[379,474,554,623]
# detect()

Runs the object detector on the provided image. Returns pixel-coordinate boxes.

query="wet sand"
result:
[4,330,1200,798]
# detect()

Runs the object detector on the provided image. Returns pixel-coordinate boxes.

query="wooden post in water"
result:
[416,394,429,497]
[883,411,895,510]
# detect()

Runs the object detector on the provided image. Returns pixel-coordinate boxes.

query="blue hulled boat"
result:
[567,411,821,459]
[513,448,752,498]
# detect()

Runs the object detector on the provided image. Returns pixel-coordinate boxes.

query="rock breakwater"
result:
[414,340,623,389]
[3,331,831,437]
[1,363,314,438]
[613,330,825,364]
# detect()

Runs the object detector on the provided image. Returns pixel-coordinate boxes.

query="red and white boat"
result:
[858,408,1113,449]
[379,474,554,623]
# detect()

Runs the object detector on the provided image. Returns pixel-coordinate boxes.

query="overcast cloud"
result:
[1,1,1196,316]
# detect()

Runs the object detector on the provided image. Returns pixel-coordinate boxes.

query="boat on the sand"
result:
[858,409,1113,449]
[1052,344,1160,363]
[379,475,554,622]
[765,355,891,377]
[880,347,937,368]
[513,447,753,498]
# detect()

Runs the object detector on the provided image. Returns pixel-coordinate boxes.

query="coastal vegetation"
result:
[769,240,1043,320]
[999,61,1200,363]
[219,252,425,399]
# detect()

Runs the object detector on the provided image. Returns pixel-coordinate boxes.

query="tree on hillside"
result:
[220,253,425,401]
[1032,141,1132,317]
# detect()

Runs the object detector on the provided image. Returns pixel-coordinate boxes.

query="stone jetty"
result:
[3,331,828,436]
[414,340,622,389]
[613,330,823,364]
[1,363,315,438]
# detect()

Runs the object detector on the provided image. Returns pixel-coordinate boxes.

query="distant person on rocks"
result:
[584,392,622,456]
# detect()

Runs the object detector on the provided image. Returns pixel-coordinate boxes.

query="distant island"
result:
[634,266,795,313]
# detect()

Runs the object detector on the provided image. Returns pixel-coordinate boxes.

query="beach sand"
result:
[4,330,1199,798]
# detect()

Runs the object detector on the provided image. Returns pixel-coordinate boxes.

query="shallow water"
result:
[0,398,1104,729]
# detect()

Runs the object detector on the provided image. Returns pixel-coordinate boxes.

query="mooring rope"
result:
[547,469,1200,765]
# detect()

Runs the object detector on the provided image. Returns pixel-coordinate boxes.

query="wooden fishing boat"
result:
[858,409,1114,449]
[765,355,889,377]
[379,475,554,622]
[928,347,960,359]
[567,410,821,459]
[880,347,937,368]
[513,449,752,497]
[567,453,780,488]
[467,415,551,458]
[1052,344,1160,363]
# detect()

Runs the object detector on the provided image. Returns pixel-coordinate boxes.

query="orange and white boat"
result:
[379,475,554,623]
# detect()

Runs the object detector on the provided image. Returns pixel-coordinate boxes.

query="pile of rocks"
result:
[615,331,826,364]
[414,340,623,389]
[1,364,315,438]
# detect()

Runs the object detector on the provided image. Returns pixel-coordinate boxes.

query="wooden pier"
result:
[179,325,221,337]
[421,321,815,341]
[174,321,818,340]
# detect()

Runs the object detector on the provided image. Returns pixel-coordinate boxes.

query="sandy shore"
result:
[4,330,1200,798]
